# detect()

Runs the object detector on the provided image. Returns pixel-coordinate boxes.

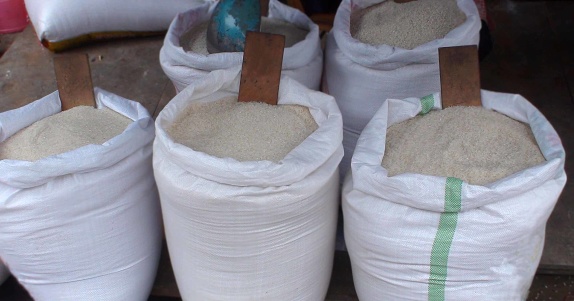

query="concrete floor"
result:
[0,0,573,300]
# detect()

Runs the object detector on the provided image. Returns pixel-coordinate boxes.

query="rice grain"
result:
[350,0,466,49]
[0,106,131,161]
[382,106,545,185]
[167,96,317,162]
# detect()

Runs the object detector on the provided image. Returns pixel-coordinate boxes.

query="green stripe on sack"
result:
[420,94,435,115]
[428,177,463,301]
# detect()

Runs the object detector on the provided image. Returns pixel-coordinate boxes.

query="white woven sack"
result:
[24,0,208,43]
[0,259,8,285]
[342,91,567,300]
[159,0,323,93]
[0,88,163,301]
[153,66,343,300]
[324,0,481,179]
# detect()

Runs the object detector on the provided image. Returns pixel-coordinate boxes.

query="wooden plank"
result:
[53,53,96,110]
[537,264,574,276]
[260,0,269,17]
[238,31,285,105]
[439,45,482,108]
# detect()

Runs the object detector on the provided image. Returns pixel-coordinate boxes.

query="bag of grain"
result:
[153,66,343,300]
[159,0,323,93]
[324,0,481,179]
[0,88,162,301]
[24,0,209,51]
[342,91,567,300]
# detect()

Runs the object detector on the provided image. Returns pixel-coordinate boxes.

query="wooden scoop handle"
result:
[439,45,482,108]
[260,0,269,16]
[53,53,97,111]
[238,31,285,105]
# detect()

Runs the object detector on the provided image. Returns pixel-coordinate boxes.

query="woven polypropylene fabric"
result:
[154,67,344,300]
[0,89,162,301]
[160,0,323,93]
[343,91,566,300]
[325,0,481,181]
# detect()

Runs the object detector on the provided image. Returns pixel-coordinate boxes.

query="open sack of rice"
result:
[0,88,162,301]
[342,91,566,300]
[324,0,481,179]
[160,0,323,92]
[153,66,343,300]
